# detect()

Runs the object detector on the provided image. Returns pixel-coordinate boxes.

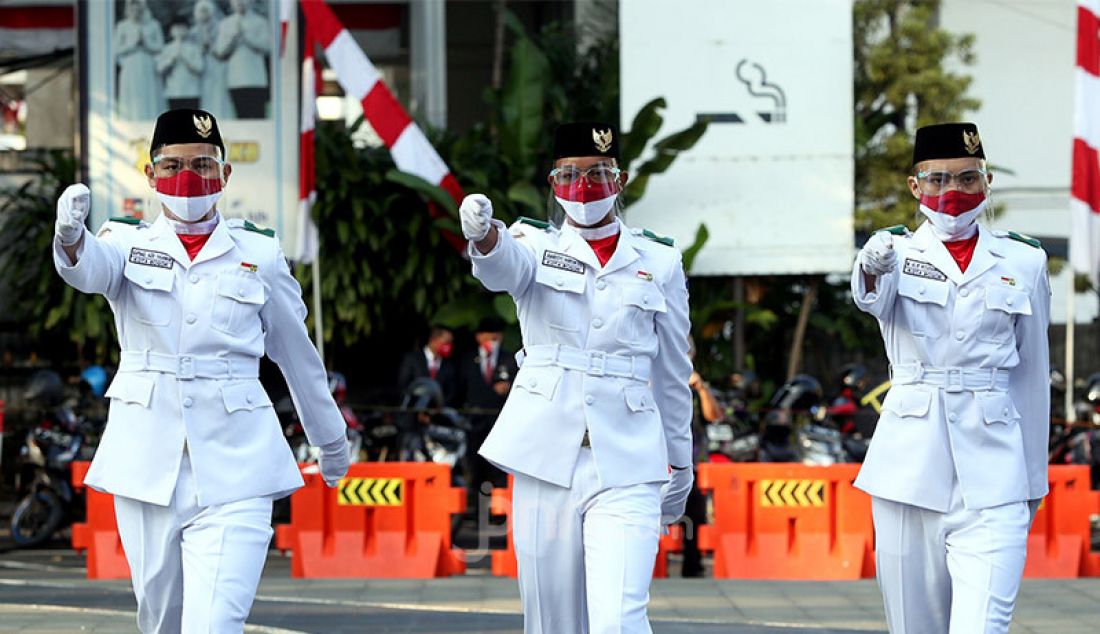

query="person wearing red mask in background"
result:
[397,324,459,405]
[51,109,350,632]
[459,121,693,633]
[852,122,1050,633]
[458,317,519,508]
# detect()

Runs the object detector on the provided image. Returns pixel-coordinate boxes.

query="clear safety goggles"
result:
[914,167,989,196]
[549,164,622,200]
[152,155,225,179]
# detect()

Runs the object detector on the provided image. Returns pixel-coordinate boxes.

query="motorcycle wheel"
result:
[10,489,64,548]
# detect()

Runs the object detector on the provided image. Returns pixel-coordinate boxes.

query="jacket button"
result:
[189,274,199,284]
[144,277,153,285]
[955,331,964,341]
[246,394,254,404]
[1003,407,1009,416]
[948,412,958,422]
[592,318,603,329]
[237,288,246,297]
[185,314,197,324]
[529,378,538,388]
[1006,297,1014,306]
[596,280,607,290]
[183,397,194,408]
[643,296,651,304]
[555,278,565,287]
[585,395,594,405]
[960,288,969,298]
[917,287,926,295]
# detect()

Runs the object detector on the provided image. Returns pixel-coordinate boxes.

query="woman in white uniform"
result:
[115,0,165,121]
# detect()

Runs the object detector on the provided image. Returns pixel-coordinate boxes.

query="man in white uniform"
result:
[852,122,1050,633]
[459,121,694,633]
[53,109,350,633]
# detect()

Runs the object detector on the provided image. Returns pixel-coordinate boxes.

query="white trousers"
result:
[512,447,662,634]
[871,480,1037,634]
[114,451,274,634]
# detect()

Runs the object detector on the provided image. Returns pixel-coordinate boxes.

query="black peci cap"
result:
[150,108,226,157]
[553,121,619,161]
[475,316,507,334]
[912,122,985,166]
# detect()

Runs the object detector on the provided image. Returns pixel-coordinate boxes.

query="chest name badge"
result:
[542,250,585,275]
[903,258,947,282]
[129,247,174,270]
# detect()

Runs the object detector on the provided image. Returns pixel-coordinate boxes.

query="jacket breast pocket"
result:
[533,264,586,332]
[896,274,948,339]
[104,374,155,409]
[881,387,932,419]
[978,285,1031,345]
[123,264,175,327]
[616,283,667,346]
[211,273,265,336]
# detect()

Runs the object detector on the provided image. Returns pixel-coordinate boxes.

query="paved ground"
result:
[0,548,1098,633]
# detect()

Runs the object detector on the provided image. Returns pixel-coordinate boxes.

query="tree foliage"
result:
[854,0,979,232]
[0,151,116,363]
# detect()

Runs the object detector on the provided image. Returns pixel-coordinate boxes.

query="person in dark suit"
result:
[459,317,518,500]
[397,325,458,405]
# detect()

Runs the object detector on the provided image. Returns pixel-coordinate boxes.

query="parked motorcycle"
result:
[396,377,471,488]
[279,371,364,463]
[10,370,103,547]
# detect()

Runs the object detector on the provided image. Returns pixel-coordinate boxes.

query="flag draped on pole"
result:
[1071,0,1100,287]
[299,0,465,208]
[296,30,320,264]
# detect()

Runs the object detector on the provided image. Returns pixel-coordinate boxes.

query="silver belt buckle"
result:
[177,355,196,380]
[944,367,964,393]
[588,350,607,377]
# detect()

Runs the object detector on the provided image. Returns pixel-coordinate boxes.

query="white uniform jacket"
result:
[53,215,345,507]
[470,219,693,489]
[851,223,1051,511]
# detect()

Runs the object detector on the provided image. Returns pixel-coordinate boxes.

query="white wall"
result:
[940,0,1093,324]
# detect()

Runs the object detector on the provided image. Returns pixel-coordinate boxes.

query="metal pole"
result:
[312,256,325,366]
[1066,276,1076,423]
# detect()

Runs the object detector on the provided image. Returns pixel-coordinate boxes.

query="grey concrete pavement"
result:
[0,548,1098,633]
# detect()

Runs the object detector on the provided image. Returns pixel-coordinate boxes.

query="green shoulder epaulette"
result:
[109,216,142,225]
[876,225,909,236]
[517,216,550,230]
[642,229,674,247]
[243,220,275,238]
[1007,231,1041,248]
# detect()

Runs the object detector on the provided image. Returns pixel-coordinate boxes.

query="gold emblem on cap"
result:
[963,130,981,155]
[193,114,213,139]
[593,128,613,153]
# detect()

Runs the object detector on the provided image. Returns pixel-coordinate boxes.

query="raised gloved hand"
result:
[659,467,694,526]
[460,193,494,242]
[318,437,351,487]
[859,231,896,277]
[56,183,91,246]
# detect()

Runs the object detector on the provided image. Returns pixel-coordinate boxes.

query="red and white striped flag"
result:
[299,0,465,208]
[296,30,320,264]
[0,0,74,56]
[1072,0,1100,286]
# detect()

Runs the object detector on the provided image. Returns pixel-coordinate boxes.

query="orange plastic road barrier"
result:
[275,462,466,578]
[490,476,685,579]
[698,463,874,580]
[1024,465,1100,578]
[70,461,131,580]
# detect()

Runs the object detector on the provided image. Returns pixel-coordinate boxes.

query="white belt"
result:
[119,351,259,380]
[890,362,1010,393]
[517,344,651,382]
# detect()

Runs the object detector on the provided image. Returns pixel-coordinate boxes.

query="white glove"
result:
[659,467,694,526]
[56,183,91,246]
[460,193,493,242]
[859,231,897,276]
[318,437,351,487]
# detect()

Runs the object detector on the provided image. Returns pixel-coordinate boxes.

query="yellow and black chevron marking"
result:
[759,479,826,507]
[337,478,404,506]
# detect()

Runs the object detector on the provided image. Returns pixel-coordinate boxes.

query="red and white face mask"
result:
[155,167,224,222]
[551,164,621,226]
[918,190,988,241]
